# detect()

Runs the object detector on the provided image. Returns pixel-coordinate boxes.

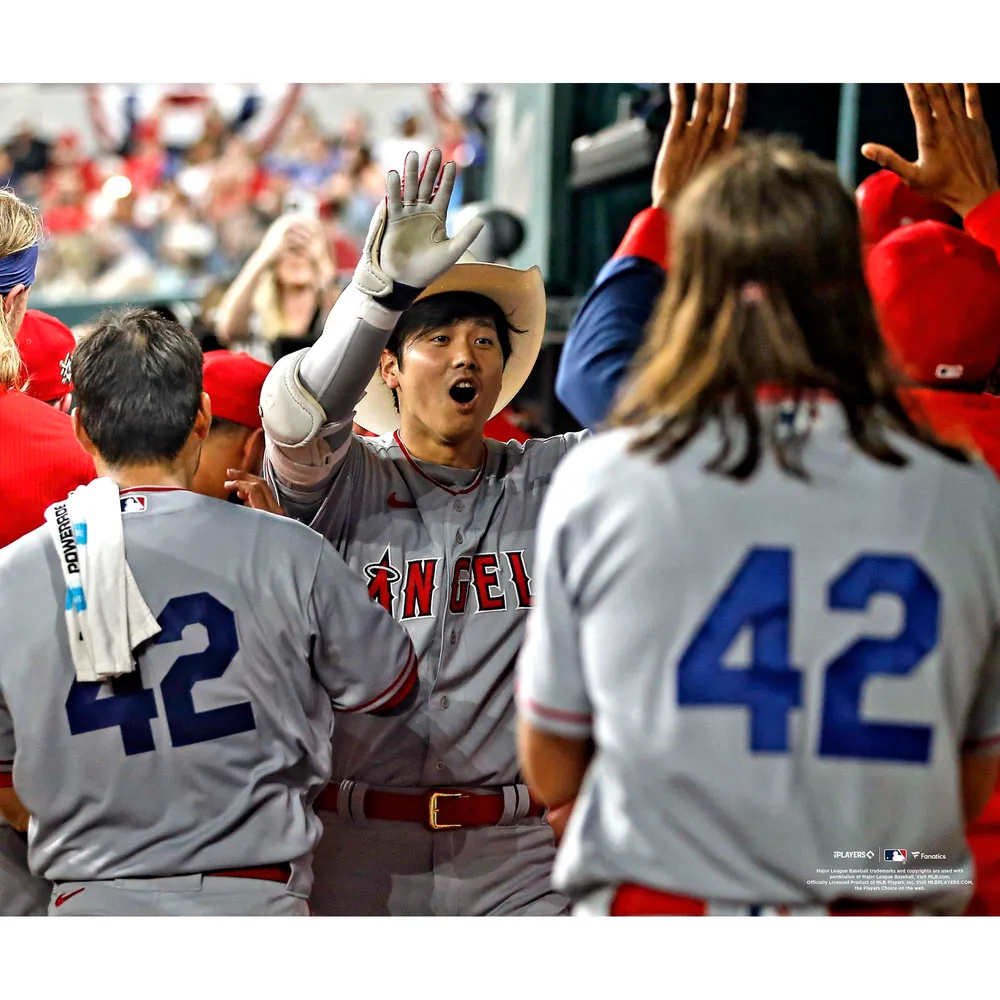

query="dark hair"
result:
[209,415,251,437]
[385,291,524,411]
[72,307,203,466]
[610,137,969,479]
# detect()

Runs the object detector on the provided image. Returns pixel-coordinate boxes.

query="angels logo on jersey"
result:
[364,547,533,620]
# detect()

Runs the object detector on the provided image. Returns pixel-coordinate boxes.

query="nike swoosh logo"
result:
[387,492,418,509]
[54,887,86,907]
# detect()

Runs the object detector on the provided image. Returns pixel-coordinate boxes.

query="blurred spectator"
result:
[375,109,432,176]
[5,123,49,192]
[215,213,337,363]
[319,198,361,272]
[335,144,386,245]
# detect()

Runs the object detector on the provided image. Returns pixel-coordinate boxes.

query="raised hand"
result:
[652,83,747,210]
[861,84,1000,218]
[353,148,485,308]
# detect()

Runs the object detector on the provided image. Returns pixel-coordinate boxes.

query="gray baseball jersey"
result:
[0,487,415,891]
[267,427,585,915]
[517,402,1000,912]
[271,429,586,787]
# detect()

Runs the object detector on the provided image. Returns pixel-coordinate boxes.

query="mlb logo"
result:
[120,495,147,513]
[884,849,907,863]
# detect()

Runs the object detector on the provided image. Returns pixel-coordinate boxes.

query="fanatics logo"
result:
[120,495,147,513]
[884,849,907,863]
[59,354,73,385]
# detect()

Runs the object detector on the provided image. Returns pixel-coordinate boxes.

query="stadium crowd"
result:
[0,85,485,304]
[3,82,1000,918]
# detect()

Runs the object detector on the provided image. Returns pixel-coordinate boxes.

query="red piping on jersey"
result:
[338,646,418,714]
[0,772,12,788]
[118,485,187,494]
[393,431,487,496]
[521,697,592,725]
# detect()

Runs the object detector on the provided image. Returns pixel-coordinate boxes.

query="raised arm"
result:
[861,83,1000,260]
[555,84,746,429]
[259,148,483,512]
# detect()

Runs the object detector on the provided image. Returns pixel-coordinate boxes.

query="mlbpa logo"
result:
[884,849,907,863]
[120,495,147,513]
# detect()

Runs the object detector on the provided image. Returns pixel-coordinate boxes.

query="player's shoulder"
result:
[0,522,55,584]
[485,429,591,475]
[222,497,330,550]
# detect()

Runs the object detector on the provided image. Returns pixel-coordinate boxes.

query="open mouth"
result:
[449,382,478,405]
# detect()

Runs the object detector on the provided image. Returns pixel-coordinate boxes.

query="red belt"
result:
[315,785,545,831]
[611,883,913,916]
[203,864,292,884]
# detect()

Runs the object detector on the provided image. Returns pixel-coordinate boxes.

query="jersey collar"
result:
[393,430,488,497]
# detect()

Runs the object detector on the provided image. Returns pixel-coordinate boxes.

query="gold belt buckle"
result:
[428,791,463,830]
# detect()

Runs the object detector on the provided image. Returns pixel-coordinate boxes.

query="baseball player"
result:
[259,148,586,915]
[0,190,93,916]
[0,308,417,916]
[859,84,1000,917]
[517,137,1000,917]
[192,350,272,502]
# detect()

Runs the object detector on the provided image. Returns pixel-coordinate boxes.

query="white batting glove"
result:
[353,148,485,310]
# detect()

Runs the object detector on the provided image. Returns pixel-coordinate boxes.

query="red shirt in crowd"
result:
[0,386,96,550]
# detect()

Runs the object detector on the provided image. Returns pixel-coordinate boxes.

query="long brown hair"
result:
[609,138,967,479]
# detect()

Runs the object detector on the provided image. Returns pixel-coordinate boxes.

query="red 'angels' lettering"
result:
[402,559,438,619]
[472,553,506,612]
[505,550,533,608]
[450,556,472,614]
[366,550,532,618]
[364,547,402,617]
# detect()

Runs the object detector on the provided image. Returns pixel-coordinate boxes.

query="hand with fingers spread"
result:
[861,83,1000,219]
[652,83,747,210]
[353,148,485,309]
[224,469,288,516]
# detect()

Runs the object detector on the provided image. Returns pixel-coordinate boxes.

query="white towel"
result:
[44,478,161,683]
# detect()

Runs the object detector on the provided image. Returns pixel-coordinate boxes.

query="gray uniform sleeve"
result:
[516,463,593,740]
[264,284,402,520]
[964,627,1000,755]
[308,541,417,715]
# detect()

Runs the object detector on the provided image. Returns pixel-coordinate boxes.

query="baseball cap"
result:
[856,170,955,247]
[15,309,76,402]
[866,220,1000,385]
[202,350,272,430]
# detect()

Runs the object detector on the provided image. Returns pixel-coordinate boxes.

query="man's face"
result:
[384,319,505,445]
[192,425,261,501]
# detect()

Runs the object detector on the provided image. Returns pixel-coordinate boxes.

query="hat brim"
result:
[353,261,546,436]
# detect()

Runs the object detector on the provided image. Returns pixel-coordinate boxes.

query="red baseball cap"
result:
[202,350,271,430]
[856,170,955,247]
[866,220,1000,385]
[15,309,76,402]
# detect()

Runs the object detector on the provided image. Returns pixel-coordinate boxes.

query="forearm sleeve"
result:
[297,283,403,425]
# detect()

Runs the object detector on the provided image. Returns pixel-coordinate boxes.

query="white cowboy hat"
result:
[352,252,546,435]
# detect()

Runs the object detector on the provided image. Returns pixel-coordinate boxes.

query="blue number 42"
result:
[66,593,256,756]
[677,549,937,764]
